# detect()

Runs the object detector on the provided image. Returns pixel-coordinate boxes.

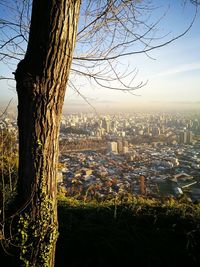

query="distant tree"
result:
[0,128,18,220]
[139,175,146,195]
[0,0,199,266]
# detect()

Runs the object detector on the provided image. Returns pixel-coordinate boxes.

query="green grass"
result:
[56,196,200,267]
[1,195,200,266]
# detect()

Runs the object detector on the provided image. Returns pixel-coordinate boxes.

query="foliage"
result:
[0,129,18,174]
[1,194,200,266]
[56,196,200,267]
[0,129,18,215]
[14,194,58,267]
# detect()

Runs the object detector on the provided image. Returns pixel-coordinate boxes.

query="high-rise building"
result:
[111,120,117,132]
[123,140,128,147]
[122,146,129,154]
[179,130,193,144]
[102,118,110,133]
[152,127,160,136]
[117,141,123,154]
[179,131,187,144]
[187,131,193,144]
[107,142,118,154]
[121,131,126,137]
[161,125,165,134]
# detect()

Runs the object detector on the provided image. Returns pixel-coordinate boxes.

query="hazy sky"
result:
[65,0,200,112]
[0,0,200,112]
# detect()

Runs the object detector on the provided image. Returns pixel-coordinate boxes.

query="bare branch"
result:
[0,98,13,118]
[73,4,197,62]
[0,0,198,98]
[68,80,98,115]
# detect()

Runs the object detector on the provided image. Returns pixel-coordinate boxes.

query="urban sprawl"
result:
[1,111,200,201]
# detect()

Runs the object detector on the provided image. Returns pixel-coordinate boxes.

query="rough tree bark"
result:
[14,0,81,266]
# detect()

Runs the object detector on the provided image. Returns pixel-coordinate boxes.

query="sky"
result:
[0,0,200,113]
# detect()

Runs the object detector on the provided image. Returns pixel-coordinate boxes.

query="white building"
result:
[107,142,118,154]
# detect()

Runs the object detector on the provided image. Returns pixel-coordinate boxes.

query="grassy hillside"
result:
[56,196,200,267]
[1,195,200,266]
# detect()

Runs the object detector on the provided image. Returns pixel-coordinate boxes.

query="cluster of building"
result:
[179,130,193,144]
[58,139,200,201]
[107,140,129,154]
[57,111,200,201]
[60,112,199,146]
[1,110,200,201]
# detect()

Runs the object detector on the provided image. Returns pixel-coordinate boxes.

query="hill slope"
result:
[56,197,200,267]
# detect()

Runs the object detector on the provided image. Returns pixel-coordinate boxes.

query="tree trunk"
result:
[14,1,80,266]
